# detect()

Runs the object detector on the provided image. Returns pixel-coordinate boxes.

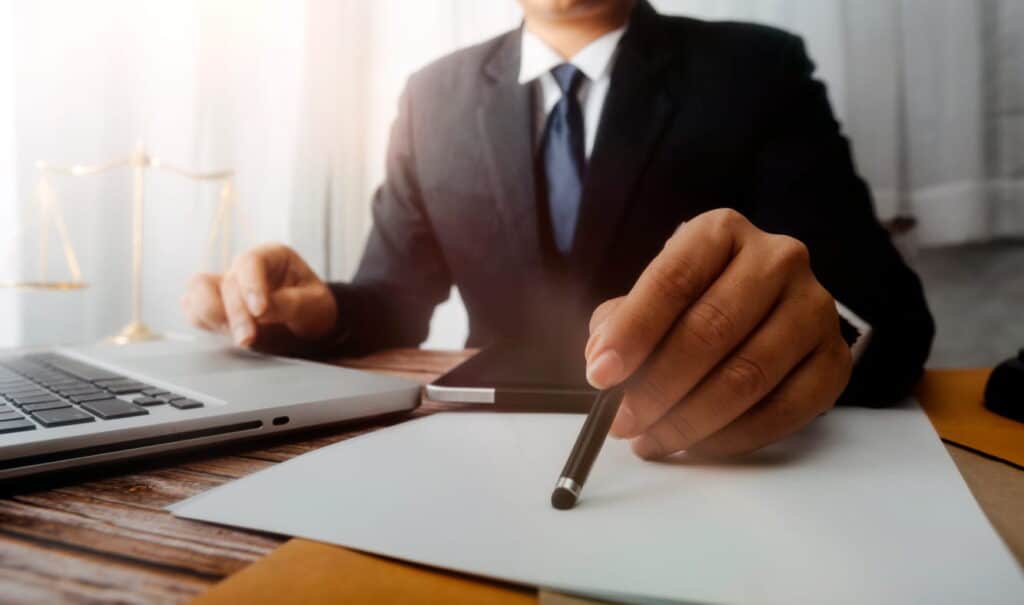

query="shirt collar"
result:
[517,23,628,85]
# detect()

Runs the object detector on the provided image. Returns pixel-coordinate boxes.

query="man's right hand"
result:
[181,244,338,351]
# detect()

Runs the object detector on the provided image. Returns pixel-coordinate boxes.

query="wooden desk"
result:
[0,350,1021,604]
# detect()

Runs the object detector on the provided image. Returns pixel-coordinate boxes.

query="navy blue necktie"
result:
[542,63,587,255]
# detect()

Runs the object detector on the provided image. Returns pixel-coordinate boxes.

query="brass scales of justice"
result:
[1,143,241,345]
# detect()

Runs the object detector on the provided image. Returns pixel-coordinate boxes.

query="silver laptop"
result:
[0,338,420,480]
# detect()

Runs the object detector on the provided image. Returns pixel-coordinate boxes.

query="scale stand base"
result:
[106,321,162,345]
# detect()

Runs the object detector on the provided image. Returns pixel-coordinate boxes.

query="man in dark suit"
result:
[182,0,934,459]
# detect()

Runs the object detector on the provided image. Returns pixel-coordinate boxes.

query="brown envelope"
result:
[190,538,534,605]
[916,368,1024,468]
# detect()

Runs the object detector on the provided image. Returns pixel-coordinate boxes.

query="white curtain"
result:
[0,0,18,346]
[1,0,1021,349]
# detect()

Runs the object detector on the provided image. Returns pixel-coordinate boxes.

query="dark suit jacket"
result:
[327,1,934,406]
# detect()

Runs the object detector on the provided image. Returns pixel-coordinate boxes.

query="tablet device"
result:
[425,341,596,412]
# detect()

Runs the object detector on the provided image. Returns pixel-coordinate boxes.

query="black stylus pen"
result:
[551,384,626,510]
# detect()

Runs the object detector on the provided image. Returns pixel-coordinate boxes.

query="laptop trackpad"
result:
[62,339,298,379]
[110,349,294,377]
[61,340,351,406]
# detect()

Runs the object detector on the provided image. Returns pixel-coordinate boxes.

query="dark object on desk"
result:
[984,350,1024,423]
[426,342,595,412]
[551,385,626,510]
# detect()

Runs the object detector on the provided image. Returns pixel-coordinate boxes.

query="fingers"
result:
[684,340,852,458]
[256,284,338,340]
[184,244,335,349]
[233,252,271,317]
[585,209,755,389]
[213,243,339,347]
[220,273,256,346]
[182,273,228,333]
[231,243,297,317]
[586,297,624,360]
[608,240,795,437]
[584,208,851,460]
[627,287,831,458]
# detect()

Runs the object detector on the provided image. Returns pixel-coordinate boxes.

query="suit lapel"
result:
[476,29,544,273]
[569,1,681,282]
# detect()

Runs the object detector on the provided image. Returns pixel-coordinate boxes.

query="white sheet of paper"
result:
[171,405,1023,604]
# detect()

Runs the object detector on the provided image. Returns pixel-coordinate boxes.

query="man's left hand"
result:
[585,208,853,459]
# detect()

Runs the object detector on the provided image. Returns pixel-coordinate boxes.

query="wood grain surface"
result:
[0,349,1020,604]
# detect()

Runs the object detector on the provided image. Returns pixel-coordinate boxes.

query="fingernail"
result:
[233,323,253,345]
[632,434,662,460]
[609,404,635,438]
[586,349,623,389]
[584,335,597,362]
[585,320,610,361]
[246,292,266,316]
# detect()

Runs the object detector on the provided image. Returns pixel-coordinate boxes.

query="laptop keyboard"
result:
[0,352,204,435]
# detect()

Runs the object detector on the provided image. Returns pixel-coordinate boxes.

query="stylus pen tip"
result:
[557,479,581,511]
[551,484,579,510]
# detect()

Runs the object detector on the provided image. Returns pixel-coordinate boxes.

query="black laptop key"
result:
[15,385,49,393]
[158,393,185,403]
[0,410,22,422]
[70,392,119,403]
[42,378,85,387]
[132,396,165,407]
[104,382,150,395]
[6,389,52,399]
[0,381,33,392]
[60,382,101,389]
[142,388,169,397]
[111,379,148,388]
[10,394,61,405]
[7,385,53,394]
[82,372,124,382]
[56,386,102,396]
[22,401,72,413]
[31,407,95,427]
[169,398,204,410]
[0,419,35,434]
[81,398,149,420]
[42,360,121,382]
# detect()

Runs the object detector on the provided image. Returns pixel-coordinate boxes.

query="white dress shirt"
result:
[517,24,872,360]
[518,24,627,159]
